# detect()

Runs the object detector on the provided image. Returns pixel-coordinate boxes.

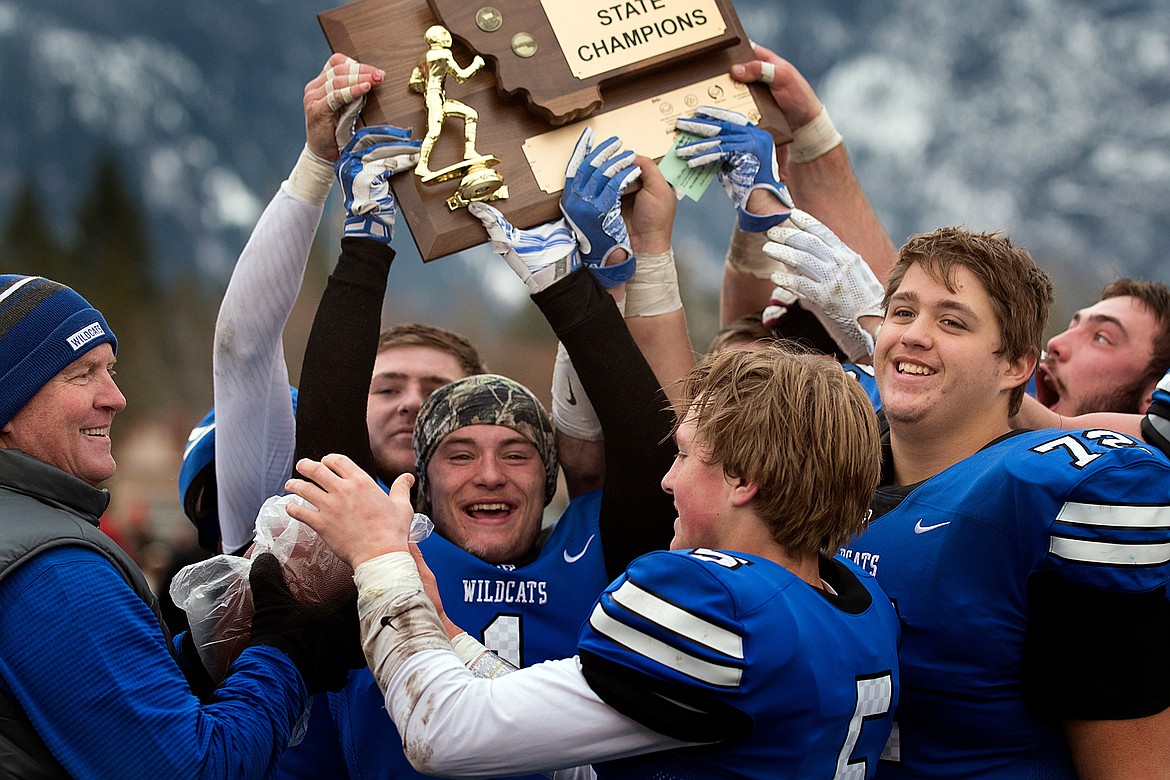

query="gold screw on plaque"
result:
[475,7,502,33]
[409,24,508,210]
[510,32,537,58]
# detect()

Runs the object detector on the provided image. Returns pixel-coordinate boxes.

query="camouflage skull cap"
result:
[413,374,559,505]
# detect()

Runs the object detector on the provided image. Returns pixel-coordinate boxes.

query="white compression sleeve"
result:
[354,553,691,777]
[214,182,323,552]
[551,341,603,442]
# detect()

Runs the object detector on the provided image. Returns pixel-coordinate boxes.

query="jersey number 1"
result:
[482,613,522,667]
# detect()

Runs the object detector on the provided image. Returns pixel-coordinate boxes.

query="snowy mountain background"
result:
[3,0,1168,546]
[3,0,1169,322]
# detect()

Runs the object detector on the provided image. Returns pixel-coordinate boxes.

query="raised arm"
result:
[213,55,381,553]
[293,127,420,473]
[721,45,896,325]
[732,45,896,279]
[623,156,696,406]
[470,130,678,578]
[553,155,695,496]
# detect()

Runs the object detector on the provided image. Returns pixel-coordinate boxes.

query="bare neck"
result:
[731,516,824,590]
[887,414,1013,487]
[772,549,824,590]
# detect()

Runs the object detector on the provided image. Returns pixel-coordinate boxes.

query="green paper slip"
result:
[658,132,720,202]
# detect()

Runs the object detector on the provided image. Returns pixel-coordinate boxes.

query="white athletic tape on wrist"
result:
[451,633,519,679]
[726,225,783,280]
[551,341,603,441]
[625,248,682,317]
[789,107,844,164]
[285,144,335,205]
[354,552,423,610]
[759,62,775,85]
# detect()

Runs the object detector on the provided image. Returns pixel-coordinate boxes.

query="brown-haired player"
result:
[840,226,1170,778]
[1033,277,1170,416]
[284,345,900,778]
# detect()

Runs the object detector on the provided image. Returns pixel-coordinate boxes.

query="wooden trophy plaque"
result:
[319,0,790,261]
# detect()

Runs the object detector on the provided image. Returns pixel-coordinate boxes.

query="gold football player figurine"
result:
[410,25,507,209]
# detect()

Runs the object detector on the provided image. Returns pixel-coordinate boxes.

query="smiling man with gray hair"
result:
[0,274,361,778]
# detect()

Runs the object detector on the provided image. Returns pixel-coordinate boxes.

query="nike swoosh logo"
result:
[564,533,596,563]
[914,520,951,534]
[566,377,577,406]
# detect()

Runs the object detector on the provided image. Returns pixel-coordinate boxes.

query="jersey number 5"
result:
[834,671,894,780]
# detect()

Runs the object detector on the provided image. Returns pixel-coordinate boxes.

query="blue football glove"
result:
[675,106,793,233]
[560,128,641,287]
[336,125,421,243]
[468,202,581,294]
[1142,370,1170,458]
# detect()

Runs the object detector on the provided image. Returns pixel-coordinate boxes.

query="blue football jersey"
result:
[844,363,883,414]
[578,548,900,779]
[279,489,609,780]
[841,428,1170,779]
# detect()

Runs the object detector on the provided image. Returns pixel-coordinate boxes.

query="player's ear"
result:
[727,477,758,508]
[1002,349,1037,394]
[1140,377,1160,414]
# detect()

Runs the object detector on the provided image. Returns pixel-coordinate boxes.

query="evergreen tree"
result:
[72,154,155,317]
[2,181,69,283]
[71,154,161,422]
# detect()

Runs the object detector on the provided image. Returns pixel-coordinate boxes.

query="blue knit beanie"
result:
[0,275,117,427]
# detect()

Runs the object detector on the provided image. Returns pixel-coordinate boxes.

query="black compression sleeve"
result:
[1024,570,1170,720]
[294,237,393,477]
[531,269,678,579]
[579,648,752,745]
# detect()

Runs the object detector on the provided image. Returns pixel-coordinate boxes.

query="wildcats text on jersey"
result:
[838,548,880,577]
[462,578,549,605]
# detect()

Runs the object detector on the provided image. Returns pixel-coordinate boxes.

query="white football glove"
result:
[762,210,884,362]
[468,203,581,294]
